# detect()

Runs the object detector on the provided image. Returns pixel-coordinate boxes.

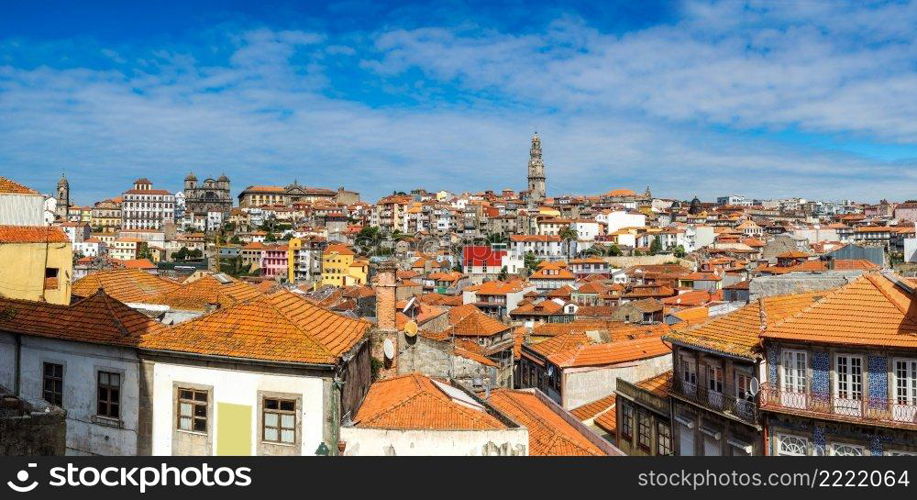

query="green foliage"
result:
[650,236,662,255]
[608,244,622,257]
[265,232,277,243]
[524,251,542,273]
[673,245,686,258]
[497,265,508,281]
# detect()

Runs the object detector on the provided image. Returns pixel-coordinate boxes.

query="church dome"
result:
[57,175,69,187]
[217,174,229,182]
[185,172,198,181]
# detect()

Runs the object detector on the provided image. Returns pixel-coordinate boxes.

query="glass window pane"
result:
[265,399,278,410]
[99,373,109,385]
[280,430,294,443]
[280,400,294,411]
[265,413,278,427]
[194,405,207,418]
[193,418,207,432]
[179,417,191,430]
[180,402,192,416]
[264,428,278,442]
[280,414,294,428]
[195,392,207,402]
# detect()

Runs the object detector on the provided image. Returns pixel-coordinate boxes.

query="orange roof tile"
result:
[635,370,672,397]
[0,177,38,194]
[546,335,670,368]
[664,291,825,358]
[141,290,371,364]
[488,389,608,456]
[0,225,69,244]
[71,268,180,303]
[763,273,917,348]
[352,373,506,430]
[450,306,511,336]
[593,403,617,435]
[0,290,165,347]
[143,274,265,311]
[570,394,617,421]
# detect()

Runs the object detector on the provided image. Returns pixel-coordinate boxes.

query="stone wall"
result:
[0,394,67,456]
[602,255,694,269]
[749,272,861,300]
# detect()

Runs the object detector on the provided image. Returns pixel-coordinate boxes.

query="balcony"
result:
[759,384,917,430]
[671,377,758,425]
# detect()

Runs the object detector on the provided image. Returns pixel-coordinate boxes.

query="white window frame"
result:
[834,353,864,417]
[780,349,807,409]
[892,358,917,423]
[830,442,866,457]
[776,434,809,456]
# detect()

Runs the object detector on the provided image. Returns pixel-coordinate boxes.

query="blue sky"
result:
[1,0,916,205]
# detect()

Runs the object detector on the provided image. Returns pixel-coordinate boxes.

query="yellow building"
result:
[0,225,73,305]
[320,244,367,287]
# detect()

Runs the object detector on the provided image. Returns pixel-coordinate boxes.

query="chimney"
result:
[371,259,400,380]
[375,260,397,332]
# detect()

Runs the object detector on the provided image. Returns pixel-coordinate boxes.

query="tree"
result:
[559,226,579,259]
[230,235,242,245]
[608,244,622,257]
[524,251,542,274]
[650,236,662,256]
[265,232,277,243]
[673,245,686,258]
[174,246,189,261]
[497,265,508,281]
[189,249,203,259]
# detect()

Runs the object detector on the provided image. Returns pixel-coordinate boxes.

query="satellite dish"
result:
[404,320,418,338]
[748,377,760,396]
[402,297,416,313]
[383,338,395,359]
[547,365,555,377]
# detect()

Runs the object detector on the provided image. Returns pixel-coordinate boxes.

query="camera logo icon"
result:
[7,463,38,493]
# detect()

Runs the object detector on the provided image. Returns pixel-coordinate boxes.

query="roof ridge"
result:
[97,290,132,337]
[867,272,912,317]
[261,292,338,358]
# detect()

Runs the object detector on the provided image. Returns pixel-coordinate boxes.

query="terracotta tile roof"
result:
[143,274,265,311]
[510,234,561,242]
[0,225,69,244]
[0,290,165,347]
[469,279,532,295]
[570,394,617,421]
[776,251,811,258]
[510,299,566,316]
[450,307,511,336]
[116,258,157,269]
[593,403,617,435]
[546,335,671,368]
[352,374,507,430]
[547,285,574,298]
[635,370,672,397]
[0,177,38,194]
[664,291,824,358]
[763,273,917,348]
[72,268,180,303]
[661,289,722,306]
[488,389,607,456]
[141,290,371,364]
[670,306,709,324]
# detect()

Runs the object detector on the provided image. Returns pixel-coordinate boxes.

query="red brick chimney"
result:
[371,260,399,380]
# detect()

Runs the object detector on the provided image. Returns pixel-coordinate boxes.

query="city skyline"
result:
[2,0,916,204]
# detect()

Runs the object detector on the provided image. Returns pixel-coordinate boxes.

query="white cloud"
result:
[0,3,915,206]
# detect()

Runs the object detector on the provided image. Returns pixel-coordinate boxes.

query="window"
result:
[177,388,208,433]
[735,371,753,401]
[893,359,917,422]
[42,363,63,406]
[831,443,865,456]
[776,434,808,456]
[680,354,697,392]
[834,354,863,416]
[656,422,672,456]
[97,371,121,419]
[782,350,807,393]
[707,364,723,393]
[620,403,634,440]
[262,398,296,444]
[637,411,652,451]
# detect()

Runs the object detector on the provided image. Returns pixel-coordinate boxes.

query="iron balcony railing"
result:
[759,384,917,428]
[671,376,758,424]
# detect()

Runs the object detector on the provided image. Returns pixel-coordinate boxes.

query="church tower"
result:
[55,173,70,220]
[526,133,546,204]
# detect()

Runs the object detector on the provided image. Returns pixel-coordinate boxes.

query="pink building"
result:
[260,243,289,279]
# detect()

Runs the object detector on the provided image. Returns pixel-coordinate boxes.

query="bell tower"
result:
[527,133,546,205]
[55,173,70,220]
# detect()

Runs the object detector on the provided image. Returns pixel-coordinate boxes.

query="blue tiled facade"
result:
[812,352,829,398]
[767,346,778,383]
[867,355,888,409]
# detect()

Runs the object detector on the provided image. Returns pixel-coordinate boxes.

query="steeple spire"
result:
[526,133,546,205]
